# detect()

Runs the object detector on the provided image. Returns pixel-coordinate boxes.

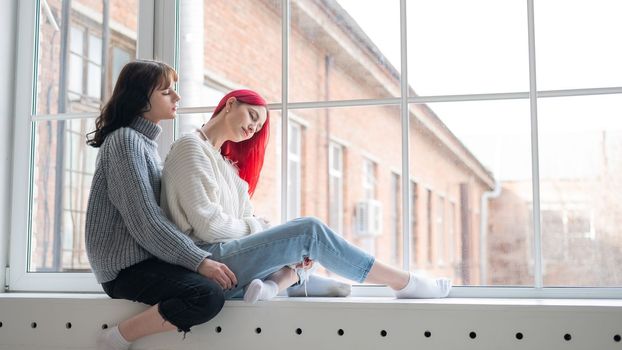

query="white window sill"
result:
[1,292,621,308]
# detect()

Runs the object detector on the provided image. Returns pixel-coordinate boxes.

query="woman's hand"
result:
[198,258,238,290]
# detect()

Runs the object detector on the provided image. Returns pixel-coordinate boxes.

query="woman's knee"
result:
[161,279,225,329]
[193,280,225,318]
[298,216,338,242]
[298,216,324,232]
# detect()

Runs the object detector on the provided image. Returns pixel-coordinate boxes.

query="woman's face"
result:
[142,80,180,123]
[225,98,268,142]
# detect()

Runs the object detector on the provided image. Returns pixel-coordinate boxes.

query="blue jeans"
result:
[198,217,375,299]
[101,258,225,333]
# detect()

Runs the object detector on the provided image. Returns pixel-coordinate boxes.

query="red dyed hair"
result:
[211,89,270,197]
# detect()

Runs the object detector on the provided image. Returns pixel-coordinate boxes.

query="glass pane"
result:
[68,53,82,98]
[37,0,138,114]
[289,106,403,279]
[31,118,98,272]
[411,100,533,286]
[69,26,83,54]
[290,0,400,102]
[88,34,102,64]
[535,0,622,90]
[112,47,131,87]
[178,0,282,108]
[174,111,282,225]
[87,63,101,99]
[407,0,528,96]
[539,94,622,287]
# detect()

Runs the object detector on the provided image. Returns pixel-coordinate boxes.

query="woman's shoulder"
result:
[172,133,203,149]
[165,133,217,168]
[168,133,209,157]
[101,126,146,152]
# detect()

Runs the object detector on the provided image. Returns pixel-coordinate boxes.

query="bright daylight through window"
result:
[16,0,622,294]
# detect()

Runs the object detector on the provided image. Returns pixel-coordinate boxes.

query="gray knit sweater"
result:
[85,117,210,283]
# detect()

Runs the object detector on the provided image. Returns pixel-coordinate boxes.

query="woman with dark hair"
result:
[161,89,452,303]
[85,60,231,350]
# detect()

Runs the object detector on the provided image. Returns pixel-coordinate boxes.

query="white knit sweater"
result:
[161,133,268,243]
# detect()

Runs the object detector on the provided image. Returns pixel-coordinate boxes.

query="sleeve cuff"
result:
[176,244,212,272]
[246,217,265,234]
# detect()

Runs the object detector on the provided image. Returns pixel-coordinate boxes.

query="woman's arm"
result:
[163,136,264,242]
[106,129,209,272]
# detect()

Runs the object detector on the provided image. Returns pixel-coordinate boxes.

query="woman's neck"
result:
[199,113,228,149]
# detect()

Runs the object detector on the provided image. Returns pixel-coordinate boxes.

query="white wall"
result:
[0,296,621,349]
[0,0,17,293]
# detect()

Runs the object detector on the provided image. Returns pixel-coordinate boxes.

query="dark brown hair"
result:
[86,60,178,147]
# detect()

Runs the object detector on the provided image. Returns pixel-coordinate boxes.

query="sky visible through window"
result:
[336,0,622,181]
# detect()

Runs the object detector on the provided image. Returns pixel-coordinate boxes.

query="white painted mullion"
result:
[175,86,622,116]
[537,86,622,98]
[9,0,39,292]
[399,0,410,271]
[527,0,543,289]
[152,0,177,159]
[280,0,290,225]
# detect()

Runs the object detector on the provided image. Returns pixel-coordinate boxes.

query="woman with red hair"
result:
[161,89,451,302]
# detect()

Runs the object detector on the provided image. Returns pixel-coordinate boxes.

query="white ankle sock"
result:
[97,325,131,350]
[244,279,279,303]
[395,272,451,299]
[287,274,351,297]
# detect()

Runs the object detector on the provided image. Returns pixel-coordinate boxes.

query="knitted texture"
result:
[161,133,267,243]
[85,117,210,283]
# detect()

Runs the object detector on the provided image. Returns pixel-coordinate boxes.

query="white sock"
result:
[97,325,131,350]
[244,279,279,303]
[395,272,451,299]
[287,274,351,297]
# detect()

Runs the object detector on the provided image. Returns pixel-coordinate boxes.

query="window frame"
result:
[10,0,622,298]
[9,0,157,292]
[168,0,622,298]
[176,0,621,298]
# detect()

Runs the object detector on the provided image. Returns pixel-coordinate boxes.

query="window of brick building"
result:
[390,172,401,265]
[287,122,302,220]
[329,142,344,233]
[410,181,419,267]
[437,195,445,266]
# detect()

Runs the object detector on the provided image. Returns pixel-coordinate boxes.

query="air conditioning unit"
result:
[354,200,382,237]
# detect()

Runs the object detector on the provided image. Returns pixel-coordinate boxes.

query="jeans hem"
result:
[157,303,191,334]
[357,255,375,283]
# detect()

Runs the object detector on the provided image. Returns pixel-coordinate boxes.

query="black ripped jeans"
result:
[101,258,225,333]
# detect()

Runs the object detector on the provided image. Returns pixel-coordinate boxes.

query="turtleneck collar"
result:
[129,116,162,141]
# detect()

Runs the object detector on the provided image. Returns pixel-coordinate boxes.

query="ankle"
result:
[392,272,411,291]
[117,322,132,342]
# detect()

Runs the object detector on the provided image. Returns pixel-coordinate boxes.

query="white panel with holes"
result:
[0,295,621,349]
